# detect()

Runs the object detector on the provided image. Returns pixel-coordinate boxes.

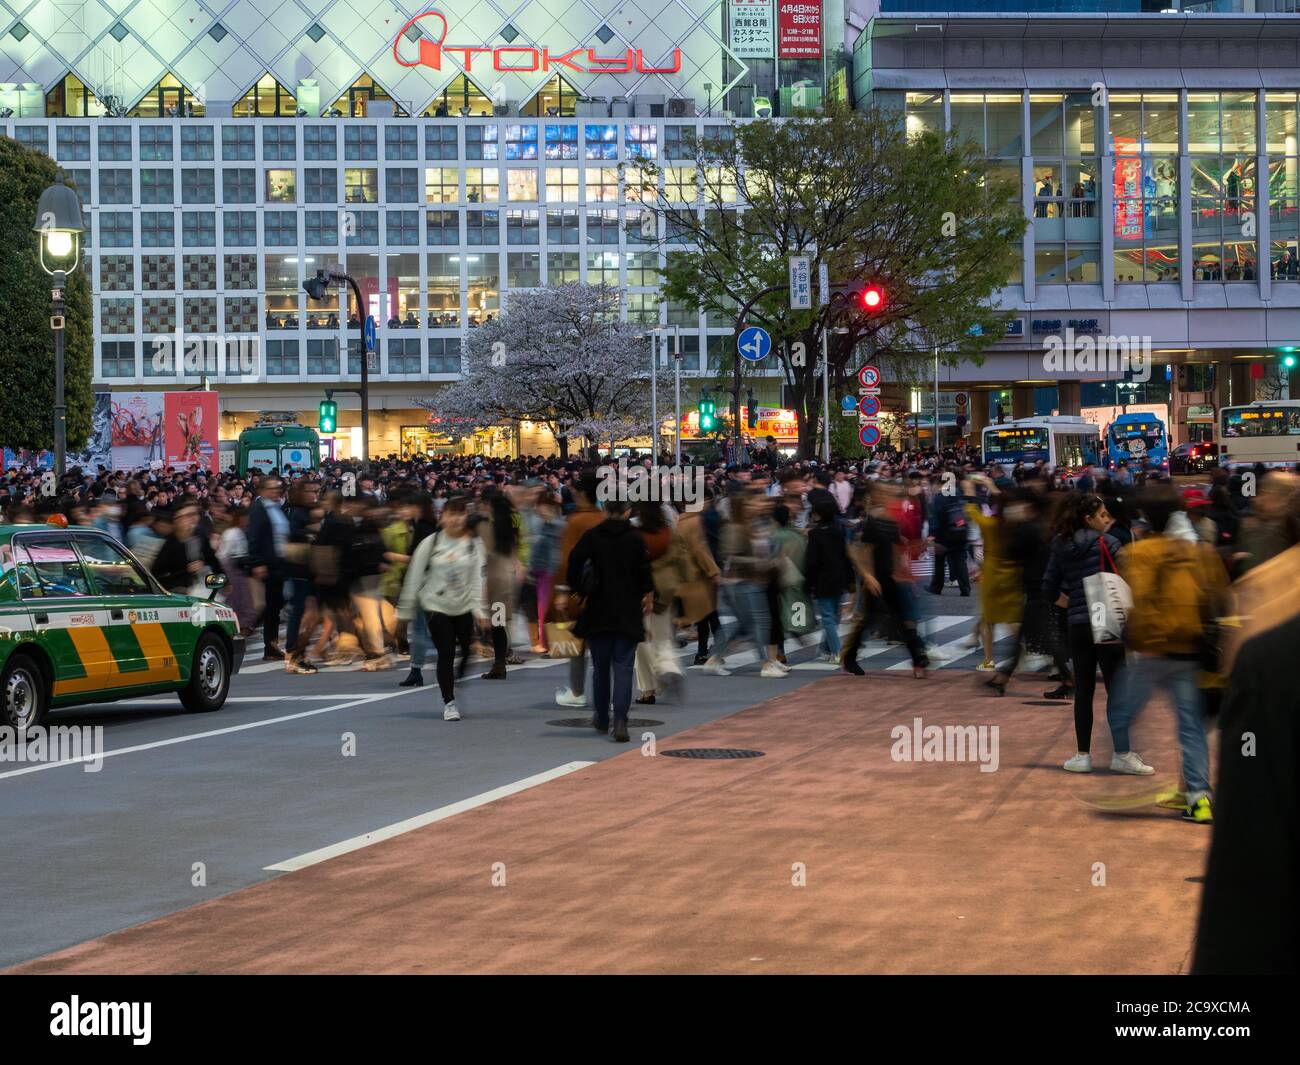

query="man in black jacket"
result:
[565,499,653,742]
[246,475,288,660]
[927,482,972,596]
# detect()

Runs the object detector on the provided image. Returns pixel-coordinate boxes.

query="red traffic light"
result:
[861,284,885,312]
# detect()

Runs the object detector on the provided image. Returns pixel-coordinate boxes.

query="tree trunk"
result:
[557,434,569,460]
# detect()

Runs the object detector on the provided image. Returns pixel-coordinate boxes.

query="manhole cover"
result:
[1022,700,1069,707]
[547,718,663,728]
[660,748,765,760]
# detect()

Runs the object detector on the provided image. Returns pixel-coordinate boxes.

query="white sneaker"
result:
[1022,653,1053,672]
[822,652,839,664]
[443,701,461,721]
[1063,752,1093,773]
[555,687,587,707]
[924,642,950,661]
[702,657,731,676]
[768,659,791,674]
[1110,751,1155,775]
[959,633,979,649]
[760,661,788,678]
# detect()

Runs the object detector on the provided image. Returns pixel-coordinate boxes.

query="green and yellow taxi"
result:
[0,522,244,731]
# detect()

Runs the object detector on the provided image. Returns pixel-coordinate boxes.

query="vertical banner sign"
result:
[729,0,775,59]
[164,392,220,474]
[789,255,812,309]
[777,1,822,60]
[1113,136,1142,241]
[818,261,829,306]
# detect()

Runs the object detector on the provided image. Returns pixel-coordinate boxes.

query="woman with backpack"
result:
[1042,493,1149,775]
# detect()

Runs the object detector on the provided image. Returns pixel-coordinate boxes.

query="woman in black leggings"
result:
[1042,493,1143,774]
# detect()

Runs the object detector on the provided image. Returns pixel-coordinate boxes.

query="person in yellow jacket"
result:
[963,475,1023,673]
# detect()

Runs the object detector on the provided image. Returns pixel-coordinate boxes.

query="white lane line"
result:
[115,695,383,704]
[0,691,419,781]
[263,760,596,872]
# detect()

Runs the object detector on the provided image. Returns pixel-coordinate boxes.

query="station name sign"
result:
[394,11,682,75]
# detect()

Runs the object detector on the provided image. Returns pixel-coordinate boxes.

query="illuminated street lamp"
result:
[32,170,85,479]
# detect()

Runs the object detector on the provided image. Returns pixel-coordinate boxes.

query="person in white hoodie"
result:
[396,497,486,721]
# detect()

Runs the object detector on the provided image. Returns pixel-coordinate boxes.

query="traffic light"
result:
[829,282,887,314]
[746,389,758,429]
[303,269,331,301]
[859,283,886,313]
[1283,348,1298,370]
[699,391,716,432]
[318,398,337,434]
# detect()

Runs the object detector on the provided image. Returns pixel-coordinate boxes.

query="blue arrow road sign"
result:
[737,325,771,363]
[840,395,857,413]
[363,315,377,352]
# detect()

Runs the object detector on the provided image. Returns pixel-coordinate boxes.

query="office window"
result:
[700,166,735,205]
[624,207,655,244]
[586,208,619,244]
[264,254,300,329]
[546,208,579,245]
[307,338,339,376]
[224,296,258,332]
[99,126,132,160]
[587,250,619,285]
[506,209,539,244]
[426,252,460,326]
[141,255,176,290]
[263,125,296,161]
[505,124,538,160]
[345,167,378,203]
[625,123,658,160]
[584,124,618,160]
[305,210,338,246]
[428,336,461,373]
[544,124,578,160]
[56,125,90,160]
[141,168,174,204]
[425,167,459,203]
[184,296,218,334]
[346,338,377,375]
[100,342,137,378]
[223,254,258,289]
[139,125,173,161]
[664,166,697,203]
[100,298,135,334]
[99,169,133,204]
[1109,92,1181,283]
[182,167,215,203]
[98,211,132,247]
[223,168,255,204]
[183,254,218,289]
[388,337,421,373]
[466,125,499,160]
[465,167,499,203]
[386,126,418,160]
[304,126,336,160]
[345,126,378,160]
[12,126,47,153]
[266,168,297,202]
[664,125,695,160]
[65,169,90,204]
[547,251,580,284]
[507,252,540,288]
[387,210,420,245]
[141,211,175,248]
[223,211,257,246]
[222,125,255,160]
[466,255,498,326]
[100,255,134,291]
[425,125,458,159]
[142,297,177,334]
[264,211,297,246]
[346,210,379,245]
[625,251,658,286]
[545,167,579,203]
[386,167,420,202]
[466,209,500,245]
[305,168,337,203]
[181,126,214,160]
[182,211,216,247]
[427,209,460,244]
[586,166,619,203]
[507,169,538,202]
[265,339,301,375]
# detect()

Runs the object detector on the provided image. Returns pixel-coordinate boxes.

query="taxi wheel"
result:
[181,633,231,713]
[2,653,48,733]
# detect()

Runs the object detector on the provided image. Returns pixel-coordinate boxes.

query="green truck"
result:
[235,423,321,477]
[0,524,244,730]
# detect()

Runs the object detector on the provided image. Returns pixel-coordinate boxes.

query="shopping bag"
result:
[781,588,818,636]
[675,579,715,625]
[545,622,585,658]
[1083,538,1131,644]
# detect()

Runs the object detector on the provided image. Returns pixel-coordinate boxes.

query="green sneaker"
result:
[1156,789,1188,811]
[1182,796,1213,824]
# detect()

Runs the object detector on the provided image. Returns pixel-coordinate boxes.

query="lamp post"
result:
[32,170,85,480]
[305,267,369,470]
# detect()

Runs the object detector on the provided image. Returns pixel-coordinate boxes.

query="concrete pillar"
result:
[1214,361,1233,412]
[1056,380,1081,416]
[1012,385,1035,419]
[1231,363,1253,406]
[966,389,989,441]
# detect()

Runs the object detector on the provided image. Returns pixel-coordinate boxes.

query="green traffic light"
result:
[318,399,337,434]
[1285,354,1298,370]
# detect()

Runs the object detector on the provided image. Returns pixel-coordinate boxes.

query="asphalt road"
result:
[0,581,994,969]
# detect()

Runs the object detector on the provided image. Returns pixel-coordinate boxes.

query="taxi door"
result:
[12,533,114,696]
[74,533,185,689]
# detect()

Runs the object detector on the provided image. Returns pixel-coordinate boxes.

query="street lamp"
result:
[304,266,370,470]
[32,170,85,479]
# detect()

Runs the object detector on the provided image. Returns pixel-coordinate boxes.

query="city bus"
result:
[235,424,321,477]
[1103,411,1169,471]
[1218,400,1300,469]
[981,416,1101,470]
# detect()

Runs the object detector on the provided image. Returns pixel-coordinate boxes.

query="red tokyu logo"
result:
[392,10,681,75]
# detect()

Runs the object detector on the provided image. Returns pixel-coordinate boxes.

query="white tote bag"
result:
[1083,537,1131,645]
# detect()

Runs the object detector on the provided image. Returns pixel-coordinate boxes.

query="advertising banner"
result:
[110,392,165,471]
[108,392,220,473]
[730,0,775,59]
[777,1,822,60]
[68,392,112,472]
[164,391,220,474]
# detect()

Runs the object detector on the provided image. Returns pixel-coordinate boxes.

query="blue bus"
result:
[1103,412,1168,472]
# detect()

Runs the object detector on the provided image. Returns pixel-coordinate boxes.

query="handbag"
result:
[545,621,585,658]
[1083,537,1131,645]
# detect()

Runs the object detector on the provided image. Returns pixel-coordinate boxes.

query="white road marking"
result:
[0,691,419,781]
[263,760,597,872]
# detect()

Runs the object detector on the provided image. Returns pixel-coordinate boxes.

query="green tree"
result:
[650,102,1026,459]
[0,138,93,451]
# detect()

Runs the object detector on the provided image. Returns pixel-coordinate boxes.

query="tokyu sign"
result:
[394,11,682,75]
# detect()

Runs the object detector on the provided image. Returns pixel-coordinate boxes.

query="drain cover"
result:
[1022,700,1069,707]
[547,718,663,728]
[660,748,765,760]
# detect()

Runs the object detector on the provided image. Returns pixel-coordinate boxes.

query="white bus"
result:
[1218,400,1300,469]
[981,416,1102,469]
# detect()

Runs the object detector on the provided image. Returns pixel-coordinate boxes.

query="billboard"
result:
[777,1,822,60]
[730,0,775,59]
[110,392,220,473]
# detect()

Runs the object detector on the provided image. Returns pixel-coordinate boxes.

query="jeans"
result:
[712,581,770,661]
[1112,654,1212,802]
[262,568,285,648]
[587,632,637,727]
[284,577,312,654]
[814,595,842,656]
[409,607,433,669]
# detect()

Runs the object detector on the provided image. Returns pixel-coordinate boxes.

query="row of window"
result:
[98,338,463,378]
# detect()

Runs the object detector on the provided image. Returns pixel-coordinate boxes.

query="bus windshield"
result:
[984,427,1049,456]
[1221,406,1300,437]
[1109,420,1165,456]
